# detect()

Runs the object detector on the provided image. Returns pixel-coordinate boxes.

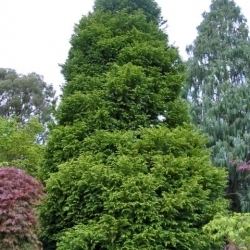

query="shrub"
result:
[204,213,250,249]
[41,126,227,249]
[0,167,43,249]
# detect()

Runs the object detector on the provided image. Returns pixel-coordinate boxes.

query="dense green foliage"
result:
[94,0,161,23]
[0,68,56,125]
[44,5,188,176]
[204,213,250,249]
[185,0,250,211]
[41,126,227,250]
[40,0,228,249]
[0,117,44,176]
[186,0,250,114]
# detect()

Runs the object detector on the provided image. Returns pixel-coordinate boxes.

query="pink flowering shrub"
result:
[0,167,43,249]
[237,161,250,172]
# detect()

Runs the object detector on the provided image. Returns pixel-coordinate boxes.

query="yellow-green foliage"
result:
[41,126,228,249]
[204,213,250,249]
[41,0,229,249]
[43,9,189,177]
[0,117,44,176]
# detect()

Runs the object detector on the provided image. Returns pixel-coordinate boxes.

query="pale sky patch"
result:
[0,0,249,92]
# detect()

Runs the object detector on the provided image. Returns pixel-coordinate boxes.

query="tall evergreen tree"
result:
[44,2,188,175]
[40,0,228,249]
[94,0,161,22]
[185,0,250,211]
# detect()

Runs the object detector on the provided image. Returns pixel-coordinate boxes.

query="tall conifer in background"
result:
[185,0,250,211]
[40,0,227,249]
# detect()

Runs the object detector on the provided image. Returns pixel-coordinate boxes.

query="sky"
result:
[0,0,249,92]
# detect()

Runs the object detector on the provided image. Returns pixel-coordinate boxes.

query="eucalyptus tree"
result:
[0,68,56,125]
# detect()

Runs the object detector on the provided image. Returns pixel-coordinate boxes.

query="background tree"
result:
[40,0,228,249]
[185,0,250,211]
[0,117,44,176]
[0,68,56,125]
[0,168,43,250]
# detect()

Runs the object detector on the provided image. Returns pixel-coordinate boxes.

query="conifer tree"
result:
[43,0,188,175]
[40,0,228,249]
[186,0,250,211]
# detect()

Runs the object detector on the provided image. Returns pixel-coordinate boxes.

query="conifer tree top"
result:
[94,0,161,22]
[199,0,249,39]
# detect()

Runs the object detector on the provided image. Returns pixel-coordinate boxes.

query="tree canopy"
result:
[0,68,56,125]
[40,0,228,249]
[185,0,250,211]
[44,6,188,175]
[185,0,250,126]
[42,127,227,250]
[94,0,161,23]
[0,117,44,176]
